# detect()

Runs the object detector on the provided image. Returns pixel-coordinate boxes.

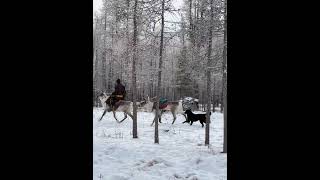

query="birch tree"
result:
[222,0,227,153]
[154,0,166,144]
[205,0,214,146]
[132,0,138,138]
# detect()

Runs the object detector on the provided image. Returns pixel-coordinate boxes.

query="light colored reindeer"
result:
[98,92,133,123]
[147,97,186,126]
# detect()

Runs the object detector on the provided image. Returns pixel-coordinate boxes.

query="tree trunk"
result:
[132,0,138,138]
[212,76,216,112]
[222,0,227,153]
[189,0,194,45]
[205,0,214,146]
[155,0,165,144]
[93,19,100,92]
[109,25,115,92]
[151,21,157,99]
[125,0,130,94]
[102,39,107,91]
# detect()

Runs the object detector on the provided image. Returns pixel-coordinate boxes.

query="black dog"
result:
[183,110,211,128]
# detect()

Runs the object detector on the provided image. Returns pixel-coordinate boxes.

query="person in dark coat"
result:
[114,79,126,98]
[107,79,126,109]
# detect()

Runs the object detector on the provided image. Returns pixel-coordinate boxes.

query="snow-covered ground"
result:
[93,108,226,180]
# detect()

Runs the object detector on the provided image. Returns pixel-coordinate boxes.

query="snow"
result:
[93,108,226,180]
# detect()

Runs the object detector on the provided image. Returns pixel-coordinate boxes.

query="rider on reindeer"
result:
[106,79,126,111]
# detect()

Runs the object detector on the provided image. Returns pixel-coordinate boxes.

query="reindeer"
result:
[147,97,186,126]
[97,92,133,123]
[97,93,187,125]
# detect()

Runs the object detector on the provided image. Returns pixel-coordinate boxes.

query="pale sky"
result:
[93,0,183,27]
[93,0,183,14]
[93,0,102,14]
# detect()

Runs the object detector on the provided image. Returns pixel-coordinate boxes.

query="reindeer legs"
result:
[117,110,134,123]
[151,114,156,126]
[159,110,163,123]
[126,111,134,120]
[151,110,158,126]
[99,109,107,121]
[112,109,121,123]
[151,110,163,126]
[119,112,134,123]
[171,109,177,124]
[118,112,128,123]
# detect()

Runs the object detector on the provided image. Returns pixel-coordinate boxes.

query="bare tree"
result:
[154,0,166,144]
[205,0,214,146]
[222,0,227,153]
[132,0,138,138]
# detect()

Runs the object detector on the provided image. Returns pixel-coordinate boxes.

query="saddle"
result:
[105,94,125,111]
[159,98,168,109]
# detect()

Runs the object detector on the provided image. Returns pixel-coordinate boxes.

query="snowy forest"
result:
[93,0,226,110]
[93,0,227,179]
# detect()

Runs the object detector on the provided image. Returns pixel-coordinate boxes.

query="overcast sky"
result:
[93,0,183,27]
[93,0,102,14]
[93,0,183,14]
